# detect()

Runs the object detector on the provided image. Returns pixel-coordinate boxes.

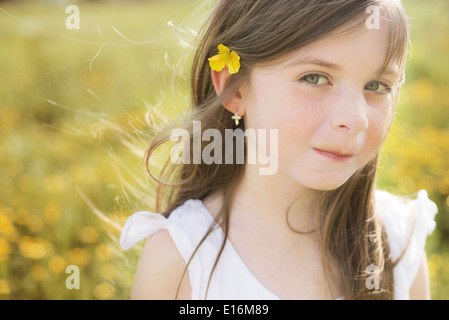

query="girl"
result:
[120,0,438,300]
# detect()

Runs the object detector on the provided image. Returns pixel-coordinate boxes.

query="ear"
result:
[211,68,245,116]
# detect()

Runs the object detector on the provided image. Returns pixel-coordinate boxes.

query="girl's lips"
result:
[313,148,353,162]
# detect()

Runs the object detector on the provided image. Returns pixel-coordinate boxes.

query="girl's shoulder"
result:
[119,198,219,254]
[374,189,437,248]
[119,198,220,299]
[374,189,438,298]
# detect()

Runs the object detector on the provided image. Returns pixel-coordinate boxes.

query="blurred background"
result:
[0,0,448,299]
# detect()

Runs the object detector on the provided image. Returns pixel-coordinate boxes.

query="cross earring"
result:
[231,112,242,126]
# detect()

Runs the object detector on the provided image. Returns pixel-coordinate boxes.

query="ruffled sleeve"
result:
[119,211,203,299]
[375,189,438,299]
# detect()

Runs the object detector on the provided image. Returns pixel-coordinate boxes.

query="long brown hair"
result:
[144,0,410,299]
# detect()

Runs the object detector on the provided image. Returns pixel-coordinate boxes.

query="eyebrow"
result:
[295,58,398,77]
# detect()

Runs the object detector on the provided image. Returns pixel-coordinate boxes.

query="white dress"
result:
[119,189,438,300]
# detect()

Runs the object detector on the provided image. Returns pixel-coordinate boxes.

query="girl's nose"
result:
[330,92,369,134]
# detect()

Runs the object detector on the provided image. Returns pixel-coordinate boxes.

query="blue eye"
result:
[365,81,391,94]
[301,74,329,85]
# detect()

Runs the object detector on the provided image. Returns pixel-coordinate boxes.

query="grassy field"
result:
[0,0,448,299]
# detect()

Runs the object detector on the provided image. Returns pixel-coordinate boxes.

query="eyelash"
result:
[298,73,392,95]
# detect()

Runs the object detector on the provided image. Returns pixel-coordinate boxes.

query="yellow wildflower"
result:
[208,44,240,74]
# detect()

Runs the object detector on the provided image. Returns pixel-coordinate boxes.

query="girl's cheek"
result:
[368,103,393,134]
[284,86,326,117]
[364,114,390,155]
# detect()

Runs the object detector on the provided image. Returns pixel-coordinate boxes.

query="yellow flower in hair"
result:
[208,44,240,74]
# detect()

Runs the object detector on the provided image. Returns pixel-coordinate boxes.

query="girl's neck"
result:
[204,164,320,242]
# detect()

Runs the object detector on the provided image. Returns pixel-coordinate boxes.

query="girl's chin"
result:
[305,181,347,191]
[294,172,354,191]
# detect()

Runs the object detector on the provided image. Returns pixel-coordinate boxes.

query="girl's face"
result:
[242,22,401,190]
